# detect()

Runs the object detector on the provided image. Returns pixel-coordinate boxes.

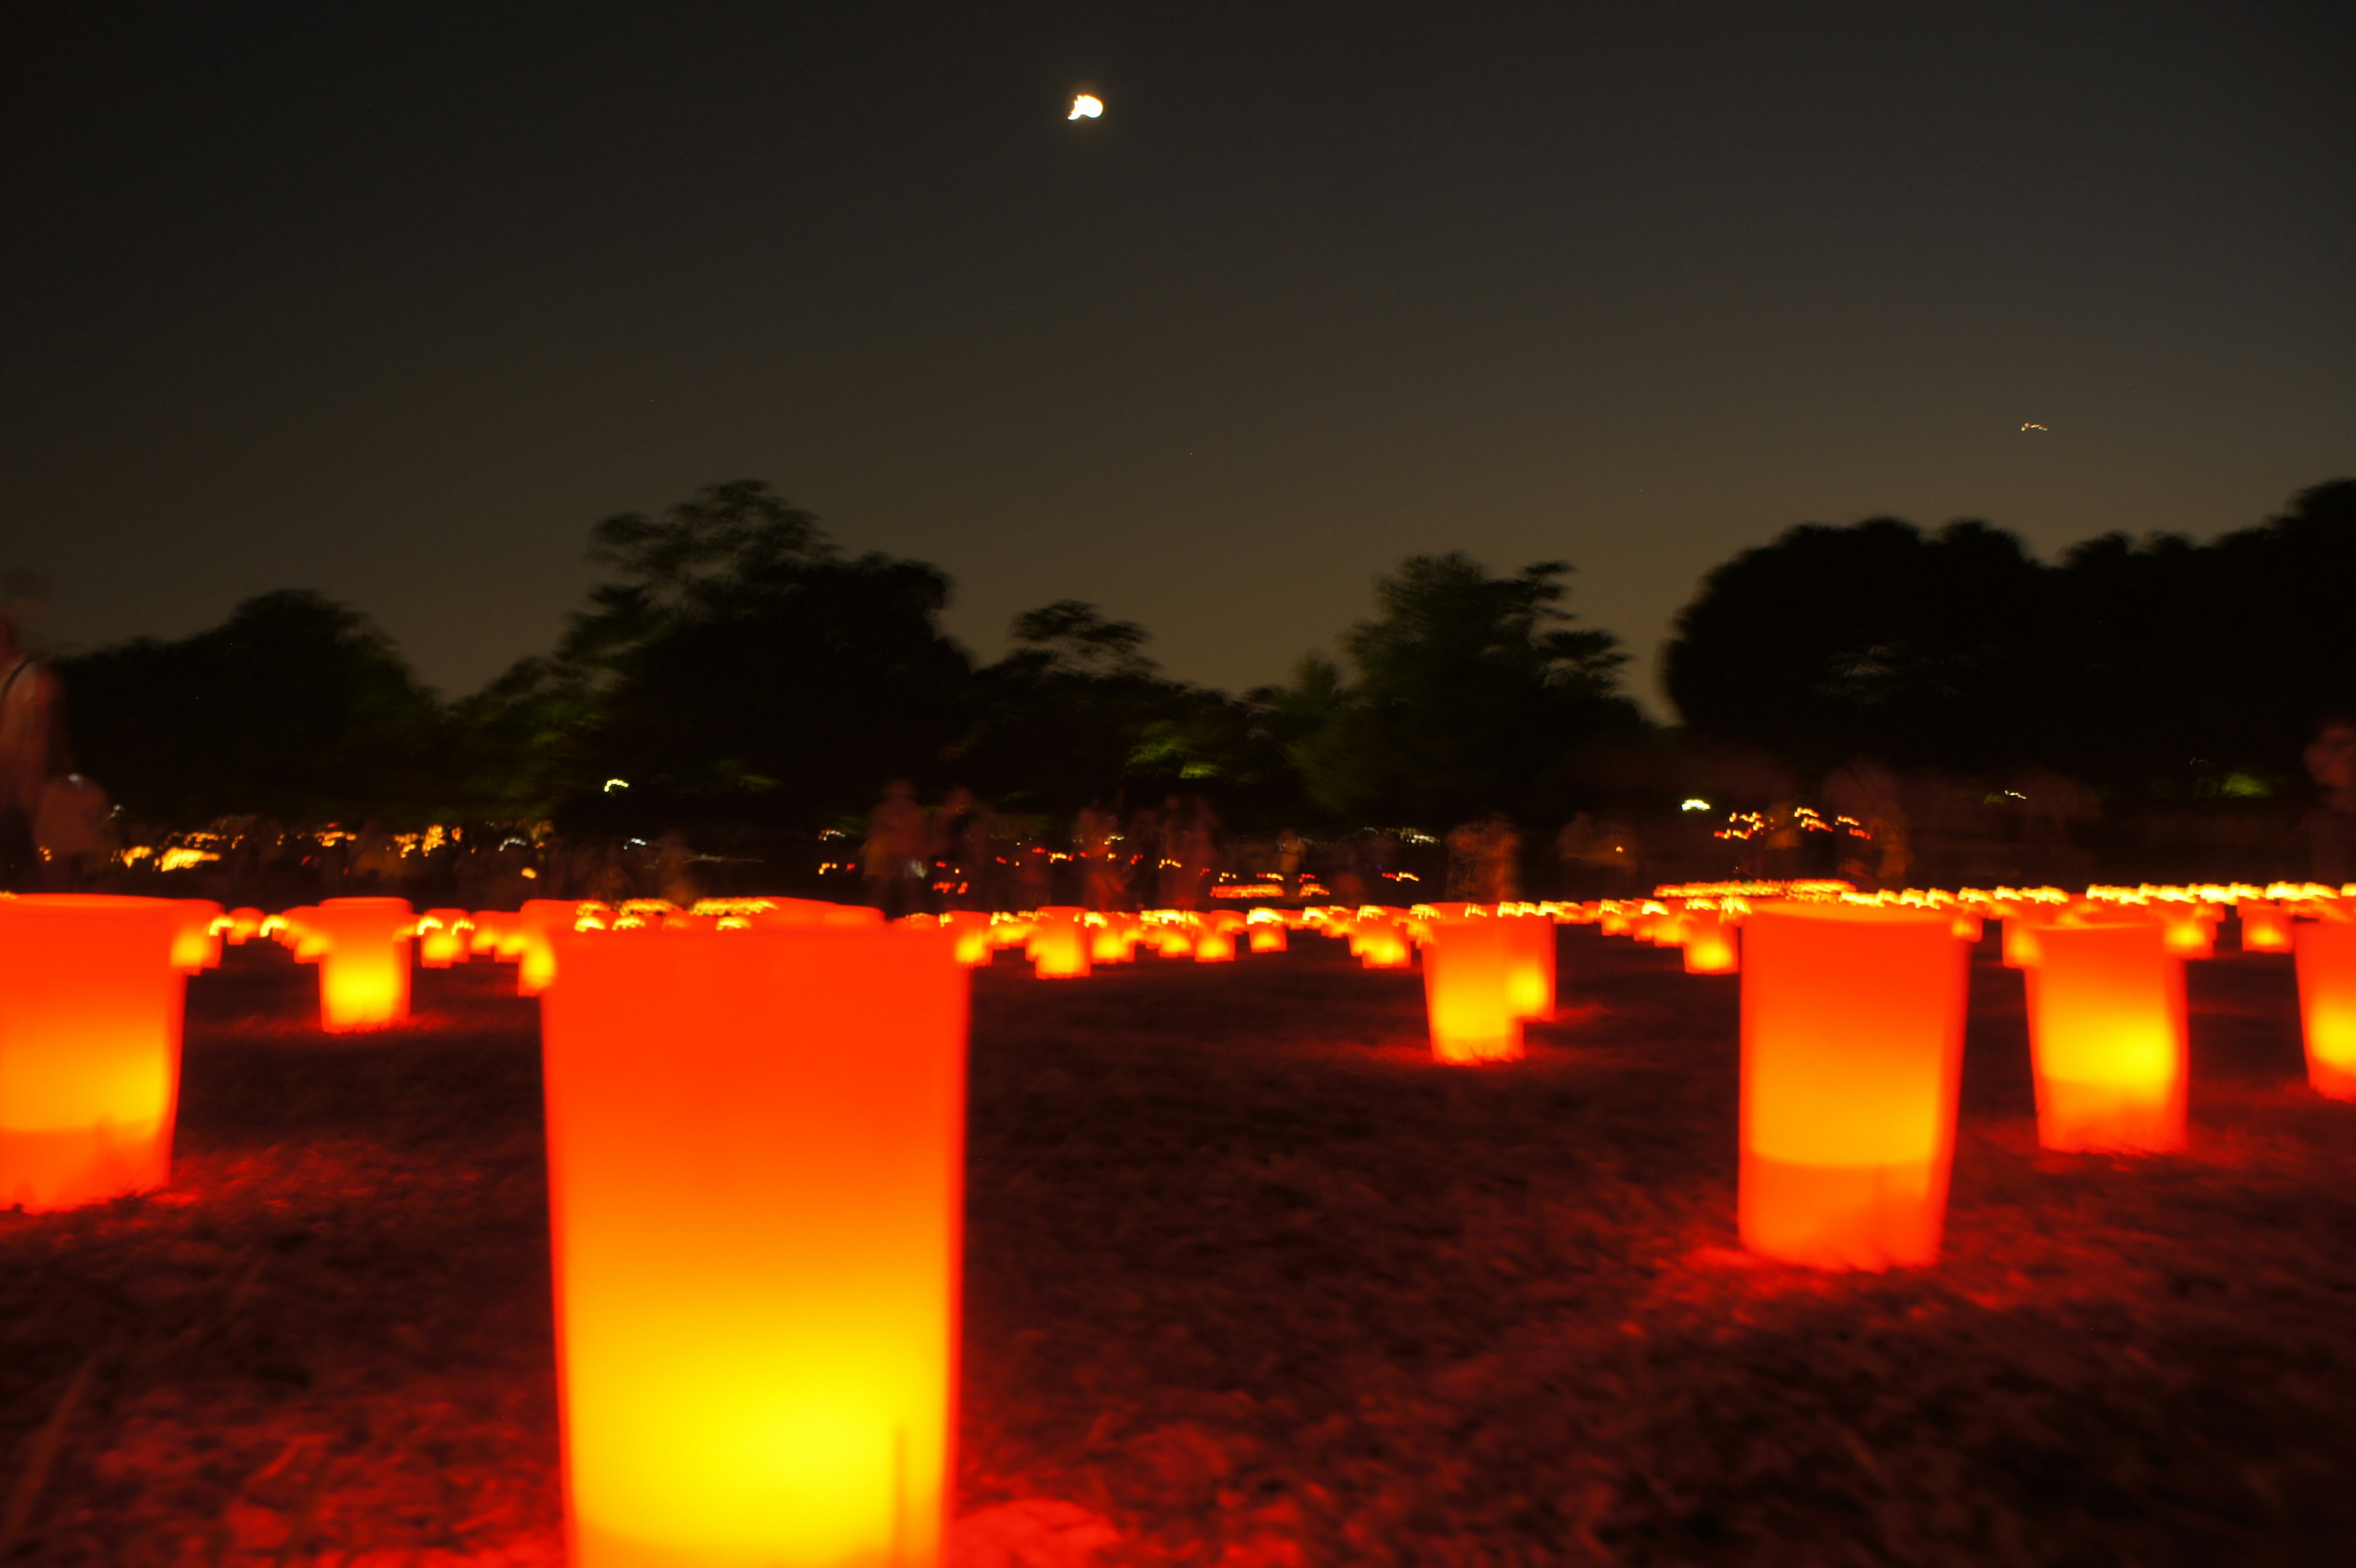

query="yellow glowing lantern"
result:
[935,911,998,967]
[2022,921,2187,1152]
[417,907,475,968]
[1499,911,1556,1019]
[1420,917,1523,1063]
[1246,910,1288,953]
[1025,907,1092,979]
[1739,904,1969,1270]
[305,897,416,1032]
[221,907,264,945]
[1681,910,1740,974]
[2294,920,2356,1101]
[2238,901,2294,953]
[170,900,225,974]
[1193,912,1245,964]
[0,896,189,1211]
[540,921,968,1568]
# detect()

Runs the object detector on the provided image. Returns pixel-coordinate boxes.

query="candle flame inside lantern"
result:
[2295,920,2356,1101]
[0,895,188,1211]
[2023,921,2187,1153]
[1739,904,1969,1270]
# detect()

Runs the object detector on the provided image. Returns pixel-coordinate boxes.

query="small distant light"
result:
[1069,93,1103,120]
[520,867,539,879]
[605,778,630,793]
[1682,797,1711,812]
[2004,790,2027,800]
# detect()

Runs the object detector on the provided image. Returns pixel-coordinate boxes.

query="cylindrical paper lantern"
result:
[1739,904,1969,1270]
[1420,917,1523,1064]
[1246,912,1288,953]
[417,908,475,968]
[1681,910,1740,975]
[1499,912,1556,1018]
[169,901,225,974]
[540,923,968,1568]
[2023,921,2187,1153]
[222,907,264,945]
[517,899,588,994]
[1025,907,1091,978]
[2238,901,2294,953]
[0,896,188,1211]
[307,897,415,1032]
[2295,920,2356,1101]
[1193,913,1244,964]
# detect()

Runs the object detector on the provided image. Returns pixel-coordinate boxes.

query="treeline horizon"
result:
[53,475,2356,840]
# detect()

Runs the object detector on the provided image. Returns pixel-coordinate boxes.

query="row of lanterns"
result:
[3,881,2351,1565]
[1587,880,2356,1272]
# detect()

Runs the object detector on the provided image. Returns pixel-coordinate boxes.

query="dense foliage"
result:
[52,476,2355,833]
[1663,479,2356,796]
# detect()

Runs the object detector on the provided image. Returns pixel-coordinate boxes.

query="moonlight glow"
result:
[1069,93,1103,120]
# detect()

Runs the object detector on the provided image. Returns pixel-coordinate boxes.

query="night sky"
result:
[4,3,2350,712]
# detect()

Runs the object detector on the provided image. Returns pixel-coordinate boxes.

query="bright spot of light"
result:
[1681,797,1712,812]
[604,778,630,793]
[1069,93,1103,120]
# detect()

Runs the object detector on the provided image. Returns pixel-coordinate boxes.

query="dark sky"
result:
[4,2,2350,713]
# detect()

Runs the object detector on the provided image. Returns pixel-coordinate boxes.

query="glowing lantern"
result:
[539,922,967,1568]
[1194,913,1244,964]
[1739,904,1969,1270]
[1150,918,1196,959]
[936,912,998,967]
[305,897,416,1032]
[2022,921,2187,1153]
[0,895,188,1211]
[515,899,591,994]
[1350,913,1414,970]
[2238,901,2294,953]
[1681,910,1740,975]
[469,910,515,959]
[1025,907,1092,979]
[417,908,475,968]
[170,900,225,974]
[2294,920,2356,1101]
[2160,906,2218,959]
[1420,917,1523,1064]
[221,907,264,945]
[1499,912,1556,1018]
[1247,911,1288,953]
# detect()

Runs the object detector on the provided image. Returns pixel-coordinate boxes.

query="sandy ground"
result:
[3,928,2354,1566]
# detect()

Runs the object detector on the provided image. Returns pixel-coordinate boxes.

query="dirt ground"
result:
[4,927,2354,1566]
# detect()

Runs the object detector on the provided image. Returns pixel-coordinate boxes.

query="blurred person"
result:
[1479,815,1522,901]
[933,787,979,905]
[1446,820,1484,900]
[1177,797,1221,909]
[1077,800,1125,910]
[34,772,115,890]
[1277,826,1306,897]
[864,780,928,917]
[349,818,405,892]
[655,829,699,905]
[2306,718,2356,883]
[0,616,63,891]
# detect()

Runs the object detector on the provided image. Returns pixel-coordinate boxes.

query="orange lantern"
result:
[169,900,225,974]
[2294,920,2356,1101]
[1681,910,1740,975]
[305,897,416,1032]
[1193,912,1244,963]
[935,911,999,967]
[1025,907,1092,979]
[417,907,475,968]
[539,921,968,1568]
[2238,901,2294,953]
[221,906,264,945]
[515,898,591,994]
[2160,906,2219,959]
[1420,917,1523,1064]
[1498,911,1556,1018]
[1350,914,1413,970]
[0,895,188,1211]
[1739,904,1969,1270]
[2022,921,2187,1153]
[1246,910,1288,953]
